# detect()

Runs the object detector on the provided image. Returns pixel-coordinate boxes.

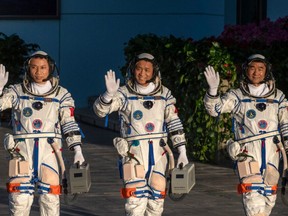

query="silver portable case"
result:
[171,162,196,194]
[69,162,91,194]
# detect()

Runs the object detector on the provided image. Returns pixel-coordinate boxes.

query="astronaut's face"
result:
[134,60,154,86]
[29,57,50,84]
[246,61,266,86]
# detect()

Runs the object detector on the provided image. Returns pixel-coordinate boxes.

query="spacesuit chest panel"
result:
[13,94,61,134]
[234,96,279,138]
[125,96,166,137]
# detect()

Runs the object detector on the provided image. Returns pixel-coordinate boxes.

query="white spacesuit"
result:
[93,53,189,216]
[204,54,288,216]
[0,51,85,216]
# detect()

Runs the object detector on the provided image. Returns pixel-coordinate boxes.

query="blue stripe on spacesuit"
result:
[124,181,160,199]
[145,141,155,179]
[126,183,166,199]
[42,163,59,175]
[268,162,277,170]
[133,189,163,200]
[241,99,279,103]
[17,185,35,190]
[19,96,59,103]
[260,138,266,173]
[245,184,276,196]
[133,190,151,198]
[38,185,50,194]
[232,118,235,133]
[32,138,39,183]
[127,96,166,101]
[105,115,109,127]
[152,170,165,178]
[17,185,35,194]
[162,122,167,132]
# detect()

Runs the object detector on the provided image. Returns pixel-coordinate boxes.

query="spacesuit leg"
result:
[7,159,35,216]
[262,163,278,215]
[38,156,61,216]
[145,199,164,216]
[263,195,276,216]
[243,192,266,216]
[124,179,148,216]
[39,194,60,216]
[244,194,276,216]
[7,168,34,216]
[145,154,167,216]
[125,197,148,216]
[9,193,34,216]
[123,140,149,216]
[242,175,277,216]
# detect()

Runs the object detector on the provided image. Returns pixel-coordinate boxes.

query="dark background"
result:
[0,0,59,19]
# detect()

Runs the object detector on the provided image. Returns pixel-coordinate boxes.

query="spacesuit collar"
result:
[126,76,162,96]
[135,82,155,95]
[247,83,269,97]
[240,80,275,98]
[31,81,53,95]
[22,77,59,97]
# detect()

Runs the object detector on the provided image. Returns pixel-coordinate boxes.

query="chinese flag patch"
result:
[174,107,179,113]
[70,107,75,116]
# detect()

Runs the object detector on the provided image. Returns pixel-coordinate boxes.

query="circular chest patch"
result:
[145,122,155,132]
[32,101,43,110]
[133,110,143,120]
[143,101,154,109]
[132,140,140,146]
[246,109,256,119]
[258,120,268,129]
[23,107,33,117]
[256,103,266,112]
[32,119,43,129]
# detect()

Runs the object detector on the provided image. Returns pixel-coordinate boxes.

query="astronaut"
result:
[93,53,189,216]
[0,51,85,216]
[204,54,288,216]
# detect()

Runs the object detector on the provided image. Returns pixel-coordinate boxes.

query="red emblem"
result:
[70,107,75,116]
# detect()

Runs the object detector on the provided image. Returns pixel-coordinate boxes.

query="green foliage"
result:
[121,16,288,163]
[0,32,39,85]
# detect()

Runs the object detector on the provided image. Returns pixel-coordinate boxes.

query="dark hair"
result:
[126,53,160,83]
[24,50,58,81]
[241,54,273,83]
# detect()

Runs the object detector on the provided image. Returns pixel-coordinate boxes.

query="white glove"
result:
[177,145,189,168]
[0,64,9,95]
[204,65,220,96]
[226,139,241,161]
[102,69,120,103]
[73,145,85,165]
